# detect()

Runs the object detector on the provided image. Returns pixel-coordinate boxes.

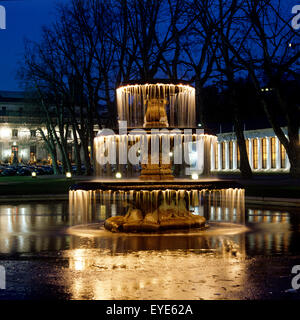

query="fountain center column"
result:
[140,98,174,180]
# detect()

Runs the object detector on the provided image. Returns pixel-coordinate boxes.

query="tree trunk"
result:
[233,107,253,179]
[38,128,61,175]
[72,124,82,176]
[286,143,300,179]
[259,97,300,178]
[49,148,60,175]
[195,78,204,128]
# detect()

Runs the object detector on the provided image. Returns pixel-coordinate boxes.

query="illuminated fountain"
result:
[70,80,245,233]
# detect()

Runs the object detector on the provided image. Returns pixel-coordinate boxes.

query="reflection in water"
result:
[0,198,300,299]
[246,208,292,255]
[0,202,69,254]
[0,199,299,257]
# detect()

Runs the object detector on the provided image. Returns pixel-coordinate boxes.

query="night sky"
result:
[0,0,70,91]
[0,0,298,91]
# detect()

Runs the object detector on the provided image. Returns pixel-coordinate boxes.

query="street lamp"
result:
[66,172,72,179]
[191,173,199,180]
[116,172,122,179]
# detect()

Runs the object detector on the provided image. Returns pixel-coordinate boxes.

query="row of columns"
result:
[211,137,290,171]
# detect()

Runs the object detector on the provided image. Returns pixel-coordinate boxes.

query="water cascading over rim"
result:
[116,81,196,129]
[94,80,216,180]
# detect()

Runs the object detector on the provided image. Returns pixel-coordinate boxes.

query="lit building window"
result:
[215,142,218,170]
[253,139,258,169]
[222,142,226,169]
[280,144,286,168]
[229,141,233,169]
[246,140,249,156]
[30,145,37,163]
[262,138,267,169]
[237,146,240,169]
[271,137,276,168]
[12,129,18,138]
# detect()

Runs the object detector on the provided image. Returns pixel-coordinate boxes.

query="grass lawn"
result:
[0,177,77,195]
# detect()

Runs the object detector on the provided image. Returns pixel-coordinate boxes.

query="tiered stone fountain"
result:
[70,80,244,233]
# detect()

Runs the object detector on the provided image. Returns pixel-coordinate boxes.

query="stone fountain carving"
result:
[143,98,169,128]
[104,197,206,233]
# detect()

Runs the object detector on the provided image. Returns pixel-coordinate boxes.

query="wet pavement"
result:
[0,201,299,300]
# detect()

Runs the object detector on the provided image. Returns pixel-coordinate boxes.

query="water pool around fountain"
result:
[1,200,300,299]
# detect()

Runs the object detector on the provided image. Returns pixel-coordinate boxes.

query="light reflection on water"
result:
[0,200,299,256]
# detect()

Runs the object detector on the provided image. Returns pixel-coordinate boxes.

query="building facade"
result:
[0,91,74,164]
[211,128,297,173]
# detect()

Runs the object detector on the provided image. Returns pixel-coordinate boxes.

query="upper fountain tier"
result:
[116,80,196,129]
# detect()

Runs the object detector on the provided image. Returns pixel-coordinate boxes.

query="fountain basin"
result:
[69,180,244,233]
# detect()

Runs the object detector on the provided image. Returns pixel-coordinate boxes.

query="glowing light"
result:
[19,129,30,138]
[3,150,11,157]
[169,152,173,157]
[191,173,199,180]
[0,127,10,139]
[66,172,72,179]
[20,150,27,157]
[31,172,37,178]
[115,172,122,179]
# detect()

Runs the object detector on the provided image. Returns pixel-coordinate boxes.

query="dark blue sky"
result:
[0,0,70,91]
[0,0,298,91]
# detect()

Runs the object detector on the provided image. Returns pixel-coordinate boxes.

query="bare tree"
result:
[215,0,300,177]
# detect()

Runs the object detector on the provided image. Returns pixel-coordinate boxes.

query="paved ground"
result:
[0,250,300,300]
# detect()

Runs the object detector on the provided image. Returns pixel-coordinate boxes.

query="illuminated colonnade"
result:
[211,128,297,173]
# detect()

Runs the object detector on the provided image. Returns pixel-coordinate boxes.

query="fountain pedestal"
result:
[140,98,174,180]
[139,156,174,181]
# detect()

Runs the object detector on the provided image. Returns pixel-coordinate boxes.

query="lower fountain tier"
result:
[69,180,245,234]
